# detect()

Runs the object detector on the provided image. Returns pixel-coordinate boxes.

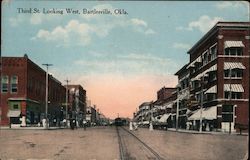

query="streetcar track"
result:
[116,126,126,160]
[116,126,164,160]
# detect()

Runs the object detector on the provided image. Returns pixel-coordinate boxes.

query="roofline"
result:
[187,21,250,55]
[174,64,188,75]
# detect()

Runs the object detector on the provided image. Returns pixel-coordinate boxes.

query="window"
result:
[13,104,19,110]
[224,92,242,99]
[225,47,243,56]
[202,51,208,65]
[208,72,217,82]
[1,75,8,93]
[206,94,217,102]
[224,69,243,78]
[11,76,18,93]
[210,45,217,61]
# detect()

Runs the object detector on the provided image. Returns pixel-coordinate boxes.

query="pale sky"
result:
[2,0,249,118]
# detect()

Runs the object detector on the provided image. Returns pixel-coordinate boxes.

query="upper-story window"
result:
[224,92,242,99]
[210,44,217,61]
[11,76,18,93]
[202,51,209,66]
[225,47,243,56]
[224,41,244,56]
[1,75,8,93]
[224,69,243,78]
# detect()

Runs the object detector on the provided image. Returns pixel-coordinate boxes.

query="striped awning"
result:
[224,84,244,92]
[7,110,21,117]
[206,64,217,72]
[191,72,208,81]
[158,114,171,123]
[224,41,245,48]
[187,56,202,68]
[205,85,217,94]
[224,62,246,70]
[188,106,217,120]
[165,102,173,109]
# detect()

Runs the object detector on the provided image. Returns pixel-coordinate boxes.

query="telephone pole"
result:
[65,79,70,128]
[42,63,53,129]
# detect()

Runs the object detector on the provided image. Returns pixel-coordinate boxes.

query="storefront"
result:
[7,98,43,127]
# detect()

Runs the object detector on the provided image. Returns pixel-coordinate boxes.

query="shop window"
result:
[224,92,242,99]
[1,75,8,93]
[11,76,18,93]
[225,47,243,56]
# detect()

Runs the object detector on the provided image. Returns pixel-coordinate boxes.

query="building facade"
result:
[0,55,66,126]
[65,84,86,126]
[187,22,249,132]
[174,64,190,129]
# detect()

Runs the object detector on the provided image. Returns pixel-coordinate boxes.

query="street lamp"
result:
[42,63,53,129]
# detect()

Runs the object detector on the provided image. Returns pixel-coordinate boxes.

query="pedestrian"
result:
[83,120,87,130]
[70,118,75,130]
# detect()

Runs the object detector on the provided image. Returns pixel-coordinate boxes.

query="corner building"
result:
[187,22,249,132]
[0,55,66,126]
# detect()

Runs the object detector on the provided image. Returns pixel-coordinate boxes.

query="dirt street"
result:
[0,126,248,160]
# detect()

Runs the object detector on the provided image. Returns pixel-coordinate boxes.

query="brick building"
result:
[0,55,66,126]
[186,22,249,132]
[65,84,86,126]
[174,64,190,129]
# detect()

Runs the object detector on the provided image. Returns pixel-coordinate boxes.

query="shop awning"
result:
[165,102,173,109]
[206,64,217,72]
[188,106,217,121]
[187,56,202,68]
[224,62,246,70]
[191,72,208,81]
[7,110,21,117]
[224,41,245,48]
[205,85,217,94]
[158,114,171,123]
[224,84,244,92]
[142,121,150,124]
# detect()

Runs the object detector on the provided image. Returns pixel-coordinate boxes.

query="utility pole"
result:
[229,67,232,134]
[42,63,53,129]
[199,74,204,133]
[65,79,70,128]
[176,88,179,131]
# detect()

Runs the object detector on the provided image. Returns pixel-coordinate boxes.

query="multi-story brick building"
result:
[65,84,86,126]
[0,55,66,126]
[186,22,249,132]
[174,64,190,129]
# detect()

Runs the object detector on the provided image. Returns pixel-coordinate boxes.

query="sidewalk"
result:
[167,128,248,136]
[0,126,67,130]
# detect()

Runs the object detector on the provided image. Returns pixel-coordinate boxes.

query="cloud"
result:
[130,18,147,27]
[215,1,248,9]
[176,15,224,33]
[9,12,62,26]
[30,13,61,25]
[145,29,156,35]
[34,20,97,46]
[9,15,24,27]
[73,52,177,76]
[173,43,191,50]
[34,4,155,46]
